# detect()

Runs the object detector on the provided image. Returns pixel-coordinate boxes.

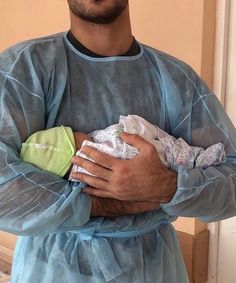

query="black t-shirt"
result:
[67,30,140,58]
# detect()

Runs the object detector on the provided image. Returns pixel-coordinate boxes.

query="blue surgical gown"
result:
[1,32,236,283]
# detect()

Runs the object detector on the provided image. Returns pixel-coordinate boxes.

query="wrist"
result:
[159,170,177,204]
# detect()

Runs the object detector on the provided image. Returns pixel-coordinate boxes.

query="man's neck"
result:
[69,6,133,57]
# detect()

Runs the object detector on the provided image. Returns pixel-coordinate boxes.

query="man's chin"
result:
[76,14,122,25]
[91,0,106,4]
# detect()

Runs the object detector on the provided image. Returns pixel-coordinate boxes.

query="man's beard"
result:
[68,0,128,24]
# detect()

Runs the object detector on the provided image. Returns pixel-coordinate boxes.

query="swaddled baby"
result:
[20,115,226,179]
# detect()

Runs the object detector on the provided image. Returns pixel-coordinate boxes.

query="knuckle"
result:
[117,164,130,176]
[132,134,140,142]
[76,173,85,182]
[78,157,85,166]
[86,164,95,175]
[81,146,92,157]
[87,149,102,163]
[145,143,156,155]
[94,152,102,164]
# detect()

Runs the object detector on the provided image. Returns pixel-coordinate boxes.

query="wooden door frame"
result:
[208,1,231,282]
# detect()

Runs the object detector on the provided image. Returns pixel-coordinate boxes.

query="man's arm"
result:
[20,128,161,218]
[160,79,236,222]
[0,48,93,236]
[71,82,236,223]
[91,196,160,217]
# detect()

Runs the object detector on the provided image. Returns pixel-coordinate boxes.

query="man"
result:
[0,1,236,282]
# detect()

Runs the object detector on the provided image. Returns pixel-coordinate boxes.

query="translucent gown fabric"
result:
[1,33,236,283]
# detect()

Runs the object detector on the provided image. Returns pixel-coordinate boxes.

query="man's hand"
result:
[91,196,160,217]
[71,132,177,203]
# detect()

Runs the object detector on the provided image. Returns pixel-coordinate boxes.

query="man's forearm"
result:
[90,196,160,217]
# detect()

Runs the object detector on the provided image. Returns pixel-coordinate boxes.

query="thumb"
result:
[120,132,150,151]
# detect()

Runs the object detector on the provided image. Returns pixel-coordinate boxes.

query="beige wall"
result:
[0,0,70,50]
[1,0,215,86]
[131,0,204,76]
[0,0,216,245]
[130,0,216,88]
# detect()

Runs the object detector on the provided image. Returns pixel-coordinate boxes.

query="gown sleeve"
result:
[161,71,236,222]
[0,45,92,236]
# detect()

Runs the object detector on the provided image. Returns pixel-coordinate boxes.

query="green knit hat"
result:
[20,126,76,177]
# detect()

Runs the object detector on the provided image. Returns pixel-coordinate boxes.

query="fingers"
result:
[120,132,156,154]
[79,146,119,170]
[72,156,112,180]
[71,172,108,191]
